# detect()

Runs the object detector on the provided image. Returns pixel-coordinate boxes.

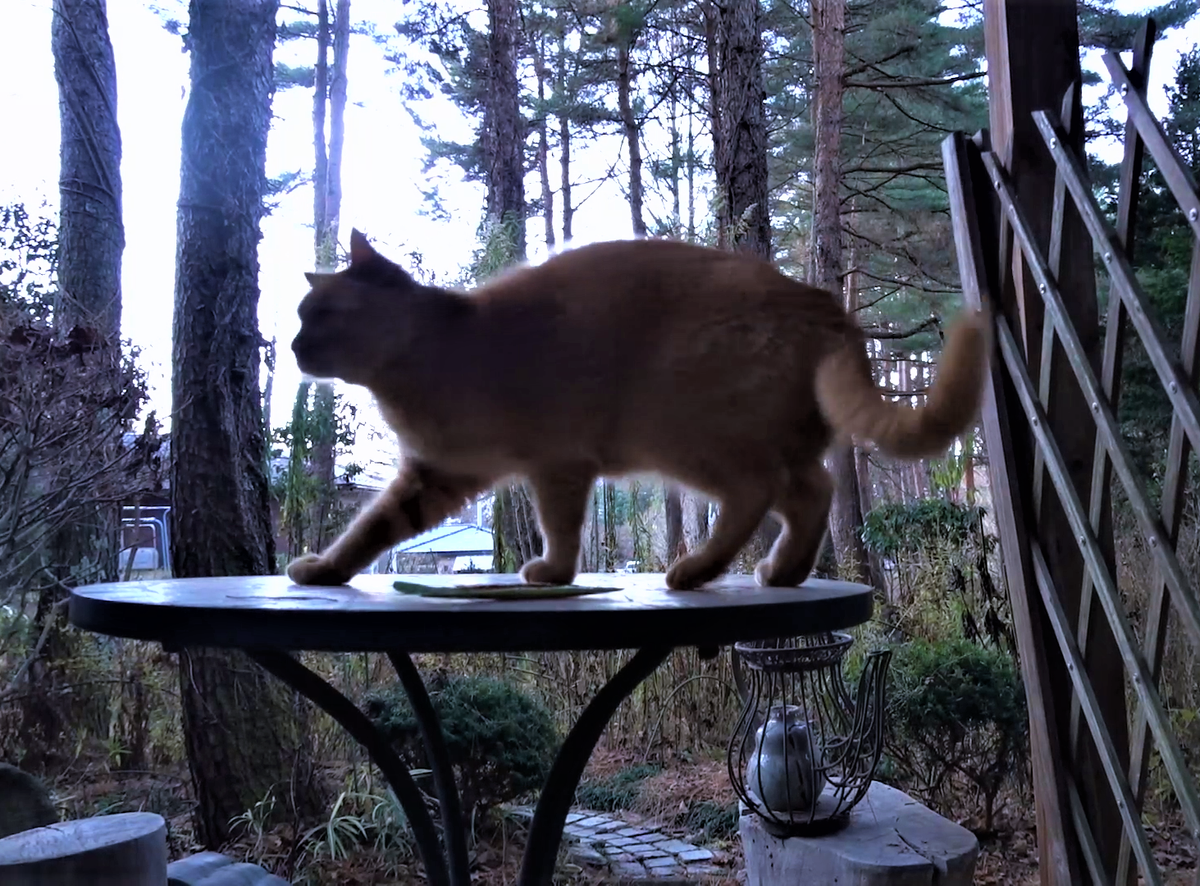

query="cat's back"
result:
[474,237,848,333]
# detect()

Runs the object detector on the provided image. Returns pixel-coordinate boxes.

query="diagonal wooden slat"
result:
[1102,51,1200,243]
[1128,238,1200,845]
[942,129,1076,885]
[993,312,1200,840]
[1082,23,1154,884]
[1033,111,1200,461]
[1028,539,1165,885]
[981,149,1200,655]
[1031,83,1079,528]
[1067,776,1109,886]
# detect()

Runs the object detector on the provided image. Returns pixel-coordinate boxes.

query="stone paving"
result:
[506,806,728,882]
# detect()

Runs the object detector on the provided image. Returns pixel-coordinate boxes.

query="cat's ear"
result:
[349,229,376,267]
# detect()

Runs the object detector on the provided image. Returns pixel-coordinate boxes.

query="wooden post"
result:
[983,1,1130,883]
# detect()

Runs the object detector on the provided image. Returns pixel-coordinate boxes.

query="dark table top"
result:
[68,573,875,653]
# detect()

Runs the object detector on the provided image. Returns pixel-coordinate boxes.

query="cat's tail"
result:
[814,308,990,460]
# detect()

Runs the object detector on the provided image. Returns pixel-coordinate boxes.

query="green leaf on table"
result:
[391,580,616,599]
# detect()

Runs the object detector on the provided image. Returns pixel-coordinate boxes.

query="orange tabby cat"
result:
[286,230,988,590]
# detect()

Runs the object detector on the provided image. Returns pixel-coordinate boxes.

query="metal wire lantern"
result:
[727,632,891,836]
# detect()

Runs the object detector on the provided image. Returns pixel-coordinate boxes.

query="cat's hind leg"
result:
[754,461,833,587]
[520,467,596,585]
[287,461,489,585]
[666,483,773,591]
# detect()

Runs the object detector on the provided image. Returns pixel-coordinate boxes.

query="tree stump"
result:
[0,811,166,885]
[739,781,978,885]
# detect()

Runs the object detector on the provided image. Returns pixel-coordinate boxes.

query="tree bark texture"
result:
[712,0,777,564]
[484,0,525,255]
[617,41,646,237]
[664,484,684,565]
[171,0,322,846]
[557,26,573,243]
[46,0,124,664]
[559,112,572,241]
[812,0,871,584]
[309,0,350,550]
[714,0,769,258]
[52,0,123,340]
[534,37,555,249]
[482,0,538,569]
[703,2,724,248]
[312,0,329,262]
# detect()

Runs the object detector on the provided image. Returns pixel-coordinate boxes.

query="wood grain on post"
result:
[983,1,1129,883]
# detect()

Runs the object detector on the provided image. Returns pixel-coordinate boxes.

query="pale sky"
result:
[0,0,1194,467]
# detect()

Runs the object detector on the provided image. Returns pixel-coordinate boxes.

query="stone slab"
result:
[739,782,978,886]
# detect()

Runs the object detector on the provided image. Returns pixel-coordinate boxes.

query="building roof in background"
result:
[394,523,494,555]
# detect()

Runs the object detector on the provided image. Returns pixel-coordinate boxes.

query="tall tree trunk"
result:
[483,0,537,571]
[557,25,572,243]
[687,100,696,241]
[668,88,681,232]
[703,1,723,248]
[559,115,572,241]
[53,0,122,341]
[49,0,124,597]
[326,0,350,245]
[812,0,870,584]
[312,0,329,261]
[616,40,646,237]
[910,360,928,497]
[534,37,555,250]
[38,0,125,762]
[171,0,322,845]
[309,0,351,550]
[484,0,525,255]
[713,0,777,565]
[664,485,684,565]
[714,0,769,258]
[844,207,883,588]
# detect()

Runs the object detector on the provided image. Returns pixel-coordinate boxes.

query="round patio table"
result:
[69,572,874,886]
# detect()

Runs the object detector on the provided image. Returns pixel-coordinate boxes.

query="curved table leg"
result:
[245,650,452,886]
[518,644,674,886]
[387,651,470,886]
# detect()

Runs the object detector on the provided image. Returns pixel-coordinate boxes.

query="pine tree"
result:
[45,0,125,652]
[170,0,323,845]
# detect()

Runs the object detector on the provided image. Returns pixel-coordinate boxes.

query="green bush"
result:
[365,674,559,825]
[862,499,988,558]
[885,638,1026,833]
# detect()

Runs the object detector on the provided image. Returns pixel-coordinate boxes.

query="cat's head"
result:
[291,229,424,385]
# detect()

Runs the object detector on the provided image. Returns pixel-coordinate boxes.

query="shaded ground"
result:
[44,742,1199,884]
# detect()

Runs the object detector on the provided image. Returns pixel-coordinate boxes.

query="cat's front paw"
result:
[754,559,803,588]
[286,553,351,586]
[665,556,719,591]
[520,557,577,586]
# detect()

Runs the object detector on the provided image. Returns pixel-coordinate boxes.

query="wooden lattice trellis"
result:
[944,8,1200,885]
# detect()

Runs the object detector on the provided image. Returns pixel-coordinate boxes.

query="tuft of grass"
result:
[574,762,663,812]
[681,799,739,842]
